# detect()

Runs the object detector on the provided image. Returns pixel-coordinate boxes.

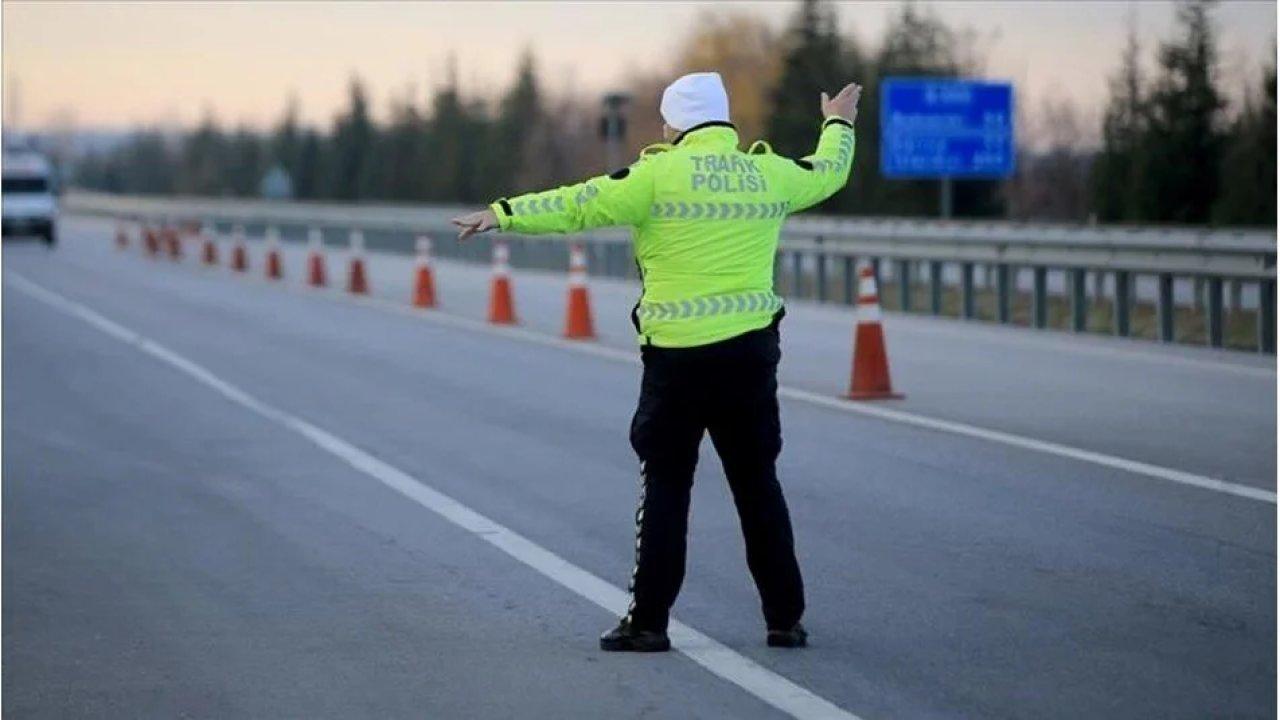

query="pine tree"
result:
[293,129,323,200]
[766,0,846,161]
[1138,0,1225,223]
[1213,51,1276,225]
[180,110,227,195]
[270,97,302,191]
[328,78,375,201]
[225,127,264,197]
[1091,21,1146,222]
[123,130,176,195]
[423,56,489,203]
[380,93,430,201]
[487,49,543,197]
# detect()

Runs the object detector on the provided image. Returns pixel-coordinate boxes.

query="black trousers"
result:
[625,318,804,632]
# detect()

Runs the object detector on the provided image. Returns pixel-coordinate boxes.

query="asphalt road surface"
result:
[3,215,1275,719]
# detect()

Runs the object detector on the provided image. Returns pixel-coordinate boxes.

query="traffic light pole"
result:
[600,92,631,173]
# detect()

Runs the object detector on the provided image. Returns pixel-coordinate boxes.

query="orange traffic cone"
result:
[347,230,368,295]
[231,226,249,272]
[411,235,437,308]
[164,224,182,261]
[563,243,595,339]
[115,221,129,250]
[306,227,327,288]
[144,224,159,257]
[847,260,903,400]
[487,241,517,325]
[264,227,284,280]
[201,223,218,266]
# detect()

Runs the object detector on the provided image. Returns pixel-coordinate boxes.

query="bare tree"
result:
[1006,93,1093,221]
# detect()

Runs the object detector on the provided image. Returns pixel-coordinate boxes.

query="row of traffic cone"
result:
[124,219,588,339]
[482,240,594,340]
[129,221,183,261]
[415,238,893,396]
[115,219,897,400]
[199,224,368,294]
[122,219,373,295]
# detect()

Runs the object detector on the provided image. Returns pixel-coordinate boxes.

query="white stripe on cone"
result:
[568,244,587,288]
[856,260,882,323]
[416,235,433,268]
[493,241,510,277]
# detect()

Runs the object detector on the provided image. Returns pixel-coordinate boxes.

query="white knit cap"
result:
[660,72,730,132]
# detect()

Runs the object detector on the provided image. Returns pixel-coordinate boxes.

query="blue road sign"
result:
[881,78,1015,179]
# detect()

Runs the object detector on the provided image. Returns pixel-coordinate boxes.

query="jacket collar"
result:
[673,121,739,148]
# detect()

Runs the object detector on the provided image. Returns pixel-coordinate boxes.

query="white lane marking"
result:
[779,387,1277,504]
[811,307,1277,381]
[346,248,1279,380]
[7,272,865,720]
[43,239,1280,506]
[269,279,1278,506]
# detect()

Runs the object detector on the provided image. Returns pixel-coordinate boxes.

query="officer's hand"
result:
[821,83,862,124]
[451,208,498,241]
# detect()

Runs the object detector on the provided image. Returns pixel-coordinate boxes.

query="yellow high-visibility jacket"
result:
[489,118,855,347]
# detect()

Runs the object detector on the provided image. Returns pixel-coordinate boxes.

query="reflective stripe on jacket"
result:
[490,118,855,348]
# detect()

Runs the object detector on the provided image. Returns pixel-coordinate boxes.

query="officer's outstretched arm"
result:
[487,161,656,235]
[776,117,856,214]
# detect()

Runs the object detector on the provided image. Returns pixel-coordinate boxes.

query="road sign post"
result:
[881,78,1015,219]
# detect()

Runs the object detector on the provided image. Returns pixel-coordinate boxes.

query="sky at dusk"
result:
[2,1,1276,135]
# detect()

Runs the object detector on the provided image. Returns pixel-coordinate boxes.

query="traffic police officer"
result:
[452,72,861,652]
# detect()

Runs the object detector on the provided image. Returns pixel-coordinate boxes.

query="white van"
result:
[2,150,57,246]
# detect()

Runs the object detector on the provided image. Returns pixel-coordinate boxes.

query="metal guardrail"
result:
[64,191,1277,353]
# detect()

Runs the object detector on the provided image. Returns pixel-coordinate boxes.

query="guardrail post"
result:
[1259,278,1276,353]
[623,243,636,279]
[1114,270,1131,337]
[929,261,943,315]
[1206,276,1224,348]
[871,258,883,297]
[961,262,975,319]
[897,259,912,312]
[1157,273,1175,343]
[791,250,804,298]
[996,264,1011,323]
[815,237,828,303]
[843,255,856,305]
[1032,266,1047,329]
[1070,268,1087,331]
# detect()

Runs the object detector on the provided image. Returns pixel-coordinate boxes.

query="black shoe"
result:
[599,619,671,652]
[767,623,808,648]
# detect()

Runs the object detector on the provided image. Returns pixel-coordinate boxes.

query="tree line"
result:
[1091,1,1275,226]
[72,0,1275,227]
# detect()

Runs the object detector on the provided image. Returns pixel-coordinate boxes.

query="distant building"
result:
[259,165,293,200]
